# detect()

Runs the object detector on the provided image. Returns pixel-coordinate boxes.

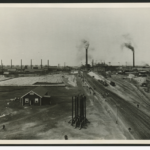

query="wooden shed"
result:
[21,87,51,106]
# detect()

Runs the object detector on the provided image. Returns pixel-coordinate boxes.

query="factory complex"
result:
[0,39,150,140]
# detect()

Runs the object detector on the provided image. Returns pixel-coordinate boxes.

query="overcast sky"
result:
[0,5,150,66]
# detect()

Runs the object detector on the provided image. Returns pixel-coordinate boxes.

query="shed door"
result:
[30,98,34,105]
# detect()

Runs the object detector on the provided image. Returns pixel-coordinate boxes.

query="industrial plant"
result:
[1,4,150,143]
[0,36,150,141]
[0,35,149,141]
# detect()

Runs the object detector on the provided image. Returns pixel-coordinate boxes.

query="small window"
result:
[25,98,29,103]
[35,98,39,103]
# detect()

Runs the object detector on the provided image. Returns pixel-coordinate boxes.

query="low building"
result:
[24,69,35,73]
[24,69,45,73]
[8,68,17,72]
[21,87,51,106]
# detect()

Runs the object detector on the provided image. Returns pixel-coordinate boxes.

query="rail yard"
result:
[0,68,149,139]
[1,5,150,142]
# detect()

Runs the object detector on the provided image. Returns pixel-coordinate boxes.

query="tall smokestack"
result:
[133,50,135,67]
[124,43,135,67]
[11,59,12,68]
[82,40,89,67]
[1,60,3,70]
[86,47,88,66]
[31,59,32,69]
[48,60,49,68]
[41,59,42,68]
[21,59,22,69]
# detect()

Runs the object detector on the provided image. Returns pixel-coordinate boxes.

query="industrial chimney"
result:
[21,59,22,69]
[82,40,89,67]
[1,60,3,70]
[11,59,12,68]
[48,60,49,68]
[41,59,42,68]
[31,59,32,69]
[124,43,135,67]
[133,49,135,67]
[86,47,88,66]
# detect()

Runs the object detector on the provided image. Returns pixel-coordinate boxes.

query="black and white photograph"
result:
[0,3,150,145]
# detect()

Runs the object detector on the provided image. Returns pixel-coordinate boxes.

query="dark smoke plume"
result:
[76,40,89,50]
[121,34,135,52]
[124,43,134,52]
[82,40,89,49]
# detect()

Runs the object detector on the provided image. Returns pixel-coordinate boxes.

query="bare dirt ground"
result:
[0,74,64,86]
[0,74,128,140]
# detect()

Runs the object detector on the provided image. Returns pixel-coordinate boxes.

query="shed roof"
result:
[21,86,48,98]
[32,87,48,97]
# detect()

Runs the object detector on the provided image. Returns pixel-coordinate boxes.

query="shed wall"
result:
[22,93,41,106]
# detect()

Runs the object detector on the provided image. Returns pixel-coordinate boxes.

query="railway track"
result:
[84,73,150,139]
